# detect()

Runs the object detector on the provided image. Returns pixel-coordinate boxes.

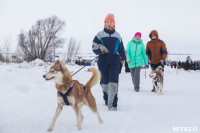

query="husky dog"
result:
[149,66,164,95]
[43,60,103,131]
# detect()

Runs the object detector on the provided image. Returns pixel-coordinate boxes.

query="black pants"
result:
[151,63,164,71]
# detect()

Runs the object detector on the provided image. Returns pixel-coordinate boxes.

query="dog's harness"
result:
[58,80,86,106]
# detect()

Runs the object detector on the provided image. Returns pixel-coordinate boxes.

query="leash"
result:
[72,55,99,76]
[60,55,98,86]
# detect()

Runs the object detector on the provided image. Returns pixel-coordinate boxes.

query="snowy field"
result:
[0,60,200,133]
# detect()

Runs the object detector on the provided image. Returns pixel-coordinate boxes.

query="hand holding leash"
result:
[100,46,109,53]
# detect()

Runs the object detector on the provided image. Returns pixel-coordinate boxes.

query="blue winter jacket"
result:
[92,28,126,84]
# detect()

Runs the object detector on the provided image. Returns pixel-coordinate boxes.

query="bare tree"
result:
[17,16,65,62]
[66,37,80,63]
[0,37,13,63]
[0,47,4,62]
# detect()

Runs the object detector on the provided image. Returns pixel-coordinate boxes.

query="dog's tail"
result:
[85,67,101,89]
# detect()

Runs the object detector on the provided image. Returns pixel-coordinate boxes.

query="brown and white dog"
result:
[149,66,164,95]
[43,60,103,131]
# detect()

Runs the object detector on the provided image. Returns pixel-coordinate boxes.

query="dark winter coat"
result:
[185,60,190,70]
[178,61,182,68]
[92,28,126,84]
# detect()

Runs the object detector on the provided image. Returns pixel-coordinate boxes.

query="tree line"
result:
[0,16,80,63]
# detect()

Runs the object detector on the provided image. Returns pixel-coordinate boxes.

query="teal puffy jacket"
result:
[126,38,148,68]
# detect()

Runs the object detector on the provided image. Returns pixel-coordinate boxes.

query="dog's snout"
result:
[43,75,46,78]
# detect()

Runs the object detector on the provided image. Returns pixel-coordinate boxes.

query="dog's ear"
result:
[55,60,60,64]
[61,59,66,70]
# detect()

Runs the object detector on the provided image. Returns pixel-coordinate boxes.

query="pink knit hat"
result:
[134,32,142,38]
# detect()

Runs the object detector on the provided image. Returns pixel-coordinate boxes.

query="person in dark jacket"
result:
[197,63,200,70]
[185,60,190,71]
[194,62,196,71]
[178,61,182,69]
[92,13,126,111]
[190,61,193,70]
[174,62,177,69]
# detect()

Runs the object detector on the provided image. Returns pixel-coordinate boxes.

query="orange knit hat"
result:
[104,13,115,24]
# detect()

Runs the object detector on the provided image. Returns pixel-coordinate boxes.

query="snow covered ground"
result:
[0,61,200,133]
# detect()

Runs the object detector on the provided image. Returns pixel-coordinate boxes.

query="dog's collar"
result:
[60,80,73,87]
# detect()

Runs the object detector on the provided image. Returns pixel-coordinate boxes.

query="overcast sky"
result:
[0,0,200,54]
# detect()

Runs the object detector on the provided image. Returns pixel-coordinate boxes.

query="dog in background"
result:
[149,66,164,95]
[43,60,103,131]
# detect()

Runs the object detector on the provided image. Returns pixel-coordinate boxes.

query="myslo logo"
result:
[172,127,198,132]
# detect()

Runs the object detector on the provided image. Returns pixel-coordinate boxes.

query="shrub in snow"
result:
[29,58,45,66]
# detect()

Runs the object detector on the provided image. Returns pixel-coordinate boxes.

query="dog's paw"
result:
[77,126,82,130]
[157,91,162,95]
[81,115,84,123]
[99,119,103,124]
[47,127,53,132]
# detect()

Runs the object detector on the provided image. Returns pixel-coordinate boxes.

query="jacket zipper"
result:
[134,43,138,67]
[156,43,157,62]
[153,41,156,61]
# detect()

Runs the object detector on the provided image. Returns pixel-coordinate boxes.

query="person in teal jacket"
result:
[126,32,149,92]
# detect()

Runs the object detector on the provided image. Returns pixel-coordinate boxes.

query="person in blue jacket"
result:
[92,13,126,111]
